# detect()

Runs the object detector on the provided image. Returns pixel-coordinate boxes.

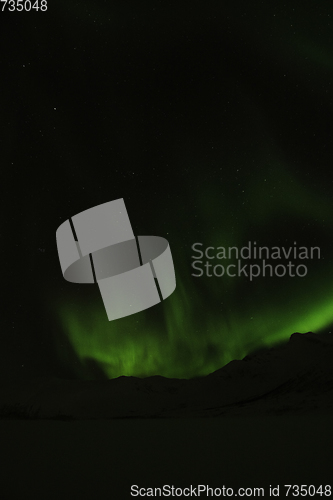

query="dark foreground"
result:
[0,414,332,499]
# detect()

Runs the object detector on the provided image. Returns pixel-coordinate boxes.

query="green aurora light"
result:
[55,269,333,380]
[54,159,333,380]
[53,140,333,381]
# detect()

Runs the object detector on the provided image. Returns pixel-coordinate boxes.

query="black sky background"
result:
[1,1,333,381]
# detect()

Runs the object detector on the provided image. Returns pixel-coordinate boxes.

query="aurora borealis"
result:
[2,1,333,381]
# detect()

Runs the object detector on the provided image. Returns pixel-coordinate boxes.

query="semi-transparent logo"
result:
[191,242,320,279]
[56,198,176,321]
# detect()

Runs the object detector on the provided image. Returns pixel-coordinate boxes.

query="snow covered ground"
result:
[0,332,332,497]
[0,415,332,498]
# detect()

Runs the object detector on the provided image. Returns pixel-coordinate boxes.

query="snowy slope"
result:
[0,331,332,419]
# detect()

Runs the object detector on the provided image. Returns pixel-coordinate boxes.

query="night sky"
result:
[2,1,333,382]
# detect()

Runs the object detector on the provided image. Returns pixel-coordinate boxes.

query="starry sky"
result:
[2,1,333,381]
